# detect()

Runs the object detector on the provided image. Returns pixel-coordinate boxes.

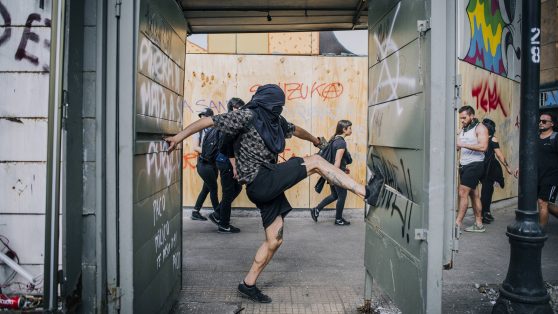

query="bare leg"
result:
[470,187,483,225]
[243,216,284,286]
[456,185,471,226]
[539,199,549,227]
[302,155,365,197]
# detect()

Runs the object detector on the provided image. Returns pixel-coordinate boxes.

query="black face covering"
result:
[245,84,287,154]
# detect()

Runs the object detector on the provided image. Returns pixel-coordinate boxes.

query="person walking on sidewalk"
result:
[191,108,220,221]
[536,112,558,227]
[165,84,375,303]
[311,120,353,225]
[455,106,489,233]
[208,98,245,233]
[479,118,513,224]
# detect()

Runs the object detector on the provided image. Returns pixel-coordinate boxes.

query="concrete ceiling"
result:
[179,0,368,34]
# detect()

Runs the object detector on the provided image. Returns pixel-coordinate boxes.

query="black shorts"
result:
[538,184,558,203]
[246,157,307,229]
[459,161,485,189]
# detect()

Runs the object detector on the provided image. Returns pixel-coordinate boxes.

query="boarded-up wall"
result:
[457,0,521,201]
[182,54,367,209]
[0,0,52,293]
[459,61,520,201]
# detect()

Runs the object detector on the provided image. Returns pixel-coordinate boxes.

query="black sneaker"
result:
[335,218,351,226]
[484,212,495,221]
[208,212,221,226]
[191,210,207,221]
[310,208,319,222]
[238,282,272,303]
[365,174,384,206]
[218,224,240,234]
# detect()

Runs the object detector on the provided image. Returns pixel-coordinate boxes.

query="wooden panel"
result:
[186,40,207,54]
[268,32,314,55]
[0,119,47,161]
[182,54,239,207]
[182,54,368,209]
[207,34,236,53]
[237,33,268,54]
[459,61,520,201]
[309,56,368,209]
[0,163,46,214]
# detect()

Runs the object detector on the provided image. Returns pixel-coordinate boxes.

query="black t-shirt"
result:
[538,132,558,185]
[330,136,352,171]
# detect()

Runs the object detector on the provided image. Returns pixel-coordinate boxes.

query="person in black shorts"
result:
[208,98,245,233]
[536,113,558,227]
[455,106,489,233]
[165,84,375,303]
[311,120,353,225]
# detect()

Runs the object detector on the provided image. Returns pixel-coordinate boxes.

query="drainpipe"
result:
[43,0,65,311]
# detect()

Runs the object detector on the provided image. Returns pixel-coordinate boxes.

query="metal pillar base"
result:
[492,210,552,314]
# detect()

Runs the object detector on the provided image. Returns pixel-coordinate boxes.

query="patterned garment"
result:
[211,109,295,184]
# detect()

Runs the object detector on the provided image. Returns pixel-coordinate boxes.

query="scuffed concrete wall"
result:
[0,0,52,294]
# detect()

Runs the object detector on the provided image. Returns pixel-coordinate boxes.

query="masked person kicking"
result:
[165,84,375,303]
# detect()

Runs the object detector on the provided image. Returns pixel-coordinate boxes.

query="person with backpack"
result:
[165,84,376,303]
[310,120,353,225]
[479,118,513,224]
[208,98,245,233]
[191,108,220,221]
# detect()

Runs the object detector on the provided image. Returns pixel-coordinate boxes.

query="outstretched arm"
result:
[492,137,512,175]
[293,125,326,148]
[165,117,214,152]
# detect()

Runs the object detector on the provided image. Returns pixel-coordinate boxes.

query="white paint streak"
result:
[145,141,178,186]
[139,37,181,93]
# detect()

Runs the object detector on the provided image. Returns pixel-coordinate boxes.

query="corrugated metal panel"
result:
[129,0,186,312]
[365,0,430,313]
[180,0,368,33]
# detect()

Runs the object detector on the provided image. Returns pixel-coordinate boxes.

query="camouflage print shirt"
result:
[211,109,295,184]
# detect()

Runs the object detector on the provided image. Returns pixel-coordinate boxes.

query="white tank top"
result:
[459,124,484,165]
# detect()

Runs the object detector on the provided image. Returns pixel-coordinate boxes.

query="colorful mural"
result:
[462,0,521,81]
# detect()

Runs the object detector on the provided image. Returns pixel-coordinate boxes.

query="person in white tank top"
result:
[455,106,489,233]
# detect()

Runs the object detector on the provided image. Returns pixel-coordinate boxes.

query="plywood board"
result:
[268,32,314,55]
[208,34,237,53]
[186,40,207,54]
[459,61,519,201]
[309,56,368,210]
[237,33,268,54]
[182,54,368,209]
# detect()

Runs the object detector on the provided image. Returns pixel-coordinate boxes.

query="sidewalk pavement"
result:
[171,204,558,314]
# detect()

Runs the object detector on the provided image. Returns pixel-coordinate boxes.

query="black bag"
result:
[199,128,221,162]
[314,177,326,193]
[313,138,339,193]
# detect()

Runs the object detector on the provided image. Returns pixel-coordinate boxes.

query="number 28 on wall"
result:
[531,28,541,64]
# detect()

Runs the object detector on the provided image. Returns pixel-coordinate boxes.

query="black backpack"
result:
[199,128,221,162]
